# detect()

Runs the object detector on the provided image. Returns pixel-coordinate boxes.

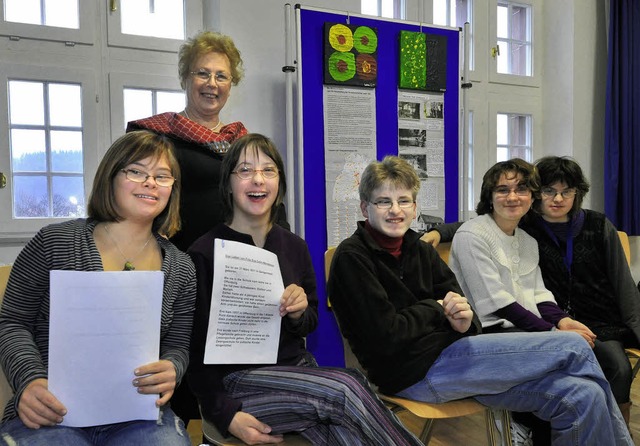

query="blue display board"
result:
[297,5,460,366]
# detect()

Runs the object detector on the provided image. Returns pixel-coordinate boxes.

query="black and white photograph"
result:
[398,128,426,148]
[400,153,428,179]
[398,101,420,120]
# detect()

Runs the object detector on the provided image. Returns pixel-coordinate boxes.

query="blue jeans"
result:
[396,332,632,446]
[0,407,190,446]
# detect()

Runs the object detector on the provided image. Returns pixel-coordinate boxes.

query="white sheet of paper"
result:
[204,239,283,364]
[48,270,163,427]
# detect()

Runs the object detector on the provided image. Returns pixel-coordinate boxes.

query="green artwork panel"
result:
[324,22,378,87]
[399,31,426,90]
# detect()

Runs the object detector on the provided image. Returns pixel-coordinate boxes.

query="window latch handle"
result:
[0,172,6,189]
[491,45,500,58]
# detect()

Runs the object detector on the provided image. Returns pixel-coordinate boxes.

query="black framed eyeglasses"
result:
[121,169,175,187]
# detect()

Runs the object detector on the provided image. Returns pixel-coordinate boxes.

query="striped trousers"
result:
[224,365,422,446]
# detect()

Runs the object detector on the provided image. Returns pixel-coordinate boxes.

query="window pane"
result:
[496,41,510,74]
[361,0,378,16]
[497,4,508,38]
[51,131,83,173]
[5,0,41,25]
[433,0,448,25]
[497,147,509,162]
[380,0,394,18]
[11,129,47,172]
[120,0,185,40]
[49,84,82,127]
[511,6,528,41]
[14,176,49,218]
[456,0,469,24]
[9,81,45,126]
[52,176,85,217]
[124,89,153,127]
[157,91,186,114]
[45,0,79,29]
[497,114,508,145]
[510,43,531,76]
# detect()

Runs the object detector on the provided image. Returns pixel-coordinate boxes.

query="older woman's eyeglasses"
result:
[190,70,232,85]
[493,185,531,197]
[540,187,577,199]
[121,169,175,187]
[370,199,415,209]
[232,166,279,180]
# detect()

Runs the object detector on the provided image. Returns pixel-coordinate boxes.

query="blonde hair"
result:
[178,31,244,89]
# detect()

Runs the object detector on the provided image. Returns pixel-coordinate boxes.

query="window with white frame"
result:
[496,113,532,162]
[123,88,185,130]
[496,1,532,76]
[361,0,405,19]
[433,0,474,70]
[0,0,94,44]
[107,0,200,51]
[5,0,78,28]
[8,79,85,218]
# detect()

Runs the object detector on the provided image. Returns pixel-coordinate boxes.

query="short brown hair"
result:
[476,158,539,215]
[359,156,420,202]
[178,31,244,89]
[87,131,181,237]
[219,134,286,225]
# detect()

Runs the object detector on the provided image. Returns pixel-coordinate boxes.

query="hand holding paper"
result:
[279,284,308,319]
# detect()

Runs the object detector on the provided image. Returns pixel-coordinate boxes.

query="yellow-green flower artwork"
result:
[324,22,378,87]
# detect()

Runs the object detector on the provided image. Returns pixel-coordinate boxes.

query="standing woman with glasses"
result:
[127,31,251,252]
[0,131,196,445]
[521,156,640,429]
[448,159,594,341]
[187,134,423,445]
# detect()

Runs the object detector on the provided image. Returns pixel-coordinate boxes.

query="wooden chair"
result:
[615,231,640,380]
[324,248,508,445]
[0,265,14,411]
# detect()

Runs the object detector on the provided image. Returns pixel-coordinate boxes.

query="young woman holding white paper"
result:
[0,131,195,445]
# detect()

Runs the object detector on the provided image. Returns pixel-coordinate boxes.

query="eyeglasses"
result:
[190,70,232,85]
[121,169,175,187]
[493,185,531,197]
[370,199,415,209]
[540,187,577,199]
[232,166,279,180]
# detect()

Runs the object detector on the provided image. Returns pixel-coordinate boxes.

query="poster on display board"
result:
[296,5,460,366]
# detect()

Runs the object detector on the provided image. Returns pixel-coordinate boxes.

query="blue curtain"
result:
[605,0,640,235]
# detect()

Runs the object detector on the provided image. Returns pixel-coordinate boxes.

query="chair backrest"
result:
[0,265,14,411]
[618,231,631,266]
[435,242,452,265]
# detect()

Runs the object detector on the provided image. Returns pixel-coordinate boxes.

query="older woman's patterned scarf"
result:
[126,112,247,154]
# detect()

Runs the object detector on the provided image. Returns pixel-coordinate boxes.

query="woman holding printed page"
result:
[0,130,195,445]
[187,133,422,445]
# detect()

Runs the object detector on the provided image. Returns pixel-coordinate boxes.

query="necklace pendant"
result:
[123,261,135,271]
